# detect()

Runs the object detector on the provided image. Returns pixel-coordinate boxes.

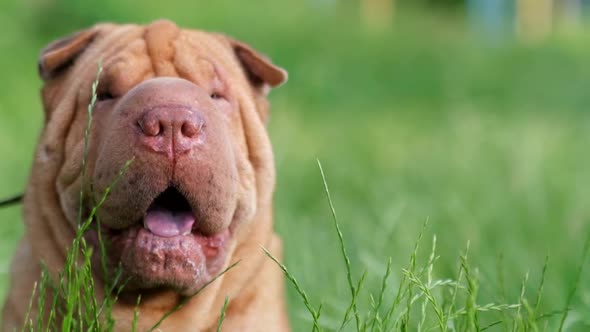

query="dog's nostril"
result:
[139,118,162,136]
[181,120,201,138]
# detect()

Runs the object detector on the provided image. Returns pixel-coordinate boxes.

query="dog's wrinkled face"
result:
[88,77,241,294]
[38,21,286,295]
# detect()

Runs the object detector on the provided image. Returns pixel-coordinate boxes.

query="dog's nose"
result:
[138,106,204,157]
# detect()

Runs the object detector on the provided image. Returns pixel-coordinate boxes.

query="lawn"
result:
[1,1,590,330]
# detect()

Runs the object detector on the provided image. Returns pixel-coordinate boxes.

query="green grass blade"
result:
[382,220,428,331]
[558,231,590,332]
[131,295,142,332]
[369,257,392,332]
[317,159,361,331]
[20,282,37,332]
[215,296,230,332]
[78,60,102,228]
[402,269,446,332]
[262,247,321,332]
[512,272,529,332]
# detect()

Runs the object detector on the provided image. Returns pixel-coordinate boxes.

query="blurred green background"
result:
[1,0,590,330]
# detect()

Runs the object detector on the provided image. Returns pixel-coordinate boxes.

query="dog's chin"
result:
[84,187,233,295]
[85,226,231,295]
[104,225,230,295]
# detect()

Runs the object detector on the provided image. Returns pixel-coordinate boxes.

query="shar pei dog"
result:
[2,19,289,331]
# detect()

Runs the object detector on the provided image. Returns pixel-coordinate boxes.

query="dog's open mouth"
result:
[87,186,231,293]
[143,187,196,237]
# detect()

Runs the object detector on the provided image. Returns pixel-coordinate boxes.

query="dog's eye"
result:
[210,91,232,113]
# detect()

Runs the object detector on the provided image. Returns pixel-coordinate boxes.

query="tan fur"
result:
[2,20,289,331]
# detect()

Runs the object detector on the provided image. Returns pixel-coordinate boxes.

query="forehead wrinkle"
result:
[181,31,239,72]
[173,49,216,87]
[175,31,247,92]
[173,33,227,91]
[143,22,180,76]
[104,40,152,95]
[190,33,255,97]
[85,25,143,69]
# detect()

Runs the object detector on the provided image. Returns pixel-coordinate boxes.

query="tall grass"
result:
[264,161,590,332]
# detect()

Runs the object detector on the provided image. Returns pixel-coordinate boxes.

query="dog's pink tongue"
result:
[144,207,195,238]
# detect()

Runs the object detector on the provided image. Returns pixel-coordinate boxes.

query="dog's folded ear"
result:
[38,28,98,81]
[228,38,288,91]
